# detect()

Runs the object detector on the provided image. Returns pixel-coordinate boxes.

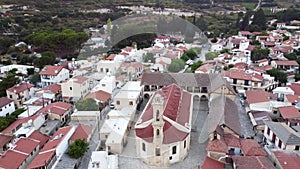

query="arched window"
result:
[156,110,159,121]
[156,129,160,136]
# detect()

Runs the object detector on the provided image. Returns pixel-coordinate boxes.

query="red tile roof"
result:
[224,134,241,148]
[0,97,13,108]
[278,106,300,119]
[39,65,65,76]
[246,90,277,104]
[288,83,300,95]
[86,90,111,102]
[106,54,117,60]
[223,69,263,82]
[285,94,300,104]
[251,111,272,126]
[199,157,224,169]
[40,84,61,93]
[6,82,34,94]
[0,149,28,169]
[1,113,41,133]
[232,156,276,169]
[274,60,299,66]
[38,102,72,116]
[240,139,267,156]
[27,150,56,169]
[70,76,89,84]
[69,124,92,142]
[136,84,191,144]
[0,133,13,149]
[273,151,300,169]
[13,137,40,154]
[206,139,228,153]
[28,131,49,148]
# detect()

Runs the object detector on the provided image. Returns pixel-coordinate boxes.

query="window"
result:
[0,108,2,112]
[184,140,186,148]
[156,147,160,156]
[295,146,299,151]
[102,84,106,87]
[156,110,159,121]
[105,135,108,139]
[108,146,111,150]
[142,143,146,151]
[69,87,72,90]
[9,95,12,99]
[169,156,172,160]
[278,139,282,148]
[116,101,120,105]
[267,128,270,135]
[156,129,160,136]
[172,146,176,154]
[129,101,133,105]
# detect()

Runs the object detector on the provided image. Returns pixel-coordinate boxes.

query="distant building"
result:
[0,97,15,116]
[61,76,90,101]
[6,82,34,108]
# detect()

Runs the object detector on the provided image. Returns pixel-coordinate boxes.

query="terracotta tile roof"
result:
[273,151,300,169]
[232,156,276,169]
[42,126,73,151]
[234,62,248,69]
[69,76,89,84]
[1,113,41,133]
[38,102,72,116]
[27,150,56,168]
[224,134,241,148]
[0,133,13,148]
[28,131,49,148]
[6,82,34,94]
[285,94,300,104]
[256,58,268,63]
[39,65,65,76]
[86,90,111,102]
[223,69,264,82]
[0,149,28,169]
[196,64,214,73]
[288,83,300,95]
[240,139,267,156]
[278,106,300,119]
[40,84,61,93]
[206,139,228,153]
[121,62,144,69]
[0,97,13,108]
[198,157,224,169]
[69,124,92,142]
[135,84,191,144]
[208,96,242,136]
[106,54,117,60]
[274,60,299,66]
[246,90,276,104]
[13,137,40,154]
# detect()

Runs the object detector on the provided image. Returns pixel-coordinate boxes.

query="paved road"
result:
[235,97,255,138]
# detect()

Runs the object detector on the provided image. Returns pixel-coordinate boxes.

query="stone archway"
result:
[193,95,200,112]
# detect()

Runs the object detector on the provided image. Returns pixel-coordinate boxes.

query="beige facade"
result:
[6,87,34,108]
[61,76,90,100]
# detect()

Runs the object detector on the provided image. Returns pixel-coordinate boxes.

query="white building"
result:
[97,60,121,75]
[61,76,90,101]
[273,87,295,101]
[39,65,70,87]
[0,97,15,117]
[88,151,118,169]
[0,64,35,74]
[92,74,116,94]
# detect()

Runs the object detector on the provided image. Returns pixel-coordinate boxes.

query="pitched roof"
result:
[69,124,92,142]
[13,137,40,154]
[0,97,13,108]
[224,134,241,148]
[240,139,267,156]
[6,82,34,94]
[246,90,276,104]
[39,65,65,76]
[68,76,89,84]
[135,84,191,144]
[274,60,299,66]
[208,95,242,136]
[223,69,264,82]
[251,111,272,126]
[0,149,28,169]
[265,122,300,145]
[38,102,72,116]
[0,133,13,148]
[42,126,73,151]
[206,139,228,153]
[285,94,300,104]
[1,113,41,133]
[232,156,276,169]
[288,83,300,95]
[27,150,56,168]
[86,90,111,102]
[278,106,300,119]
[40,84,61,93]
[28,131,49,148]
[199,157,224,169]
[273,151,300,169]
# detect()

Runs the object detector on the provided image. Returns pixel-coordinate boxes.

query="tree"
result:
[251,47,269,62]
[191,61,202,73]
[0,69,21,97]
[295,74,300,82]
[143,53,155,63]
[67,139,89,159]
[30,72,41,86]
[75,98,99,111]
[205,52,218,61]
[267,68,287,85]
[34,51,56,69]
[252,9,267,31]
[168,59,185,73]
[27,68,35,75]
